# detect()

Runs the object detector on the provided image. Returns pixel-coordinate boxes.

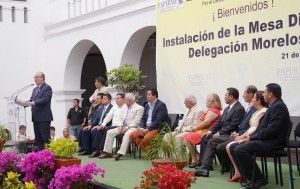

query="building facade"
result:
[0,0,156,138]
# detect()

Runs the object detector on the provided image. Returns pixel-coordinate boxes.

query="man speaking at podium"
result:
[26,71,53,150]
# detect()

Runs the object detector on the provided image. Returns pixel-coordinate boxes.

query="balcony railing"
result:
[67,0,126,19]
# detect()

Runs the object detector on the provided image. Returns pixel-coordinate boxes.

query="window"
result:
[24,7,28,23]
[12,6,15,22]
[0,6,3,22]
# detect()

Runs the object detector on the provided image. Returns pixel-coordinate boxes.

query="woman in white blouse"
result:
[226,91,268,182]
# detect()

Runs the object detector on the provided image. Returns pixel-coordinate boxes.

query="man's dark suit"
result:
[200,101,245,169]
[30,82,53,150]
[140,99,171,131]
[82,104,113,153]
[234,98,290,180]
[215,106,256,169]
[130,99,171,151]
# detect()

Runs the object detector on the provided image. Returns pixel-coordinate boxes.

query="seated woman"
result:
[182,93,222,168]
[226,90,268,182]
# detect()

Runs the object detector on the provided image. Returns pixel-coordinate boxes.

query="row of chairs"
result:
[114,115,300,189]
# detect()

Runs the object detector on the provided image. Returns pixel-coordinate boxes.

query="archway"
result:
[64,39,107,109]
[121,26,156,104]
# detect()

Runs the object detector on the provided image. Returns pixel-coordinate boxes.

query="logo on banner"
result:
[158,0,184,13]
[188,73,214,86]
[277,65,300,81]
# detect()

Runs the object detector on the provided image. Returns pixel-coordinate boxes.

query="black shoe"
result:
[240,179,252,187]
[78,151,90,156]
[195,168,209,177]
[245,178,268,189]
[77,149,84,153]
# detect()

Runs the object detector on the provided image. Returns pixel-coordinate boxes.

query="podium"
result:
[4,97,30,153]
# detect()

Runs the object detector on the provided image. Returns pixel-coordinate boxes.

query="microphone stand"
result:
[10,84,34,155]
[11,84,34,98]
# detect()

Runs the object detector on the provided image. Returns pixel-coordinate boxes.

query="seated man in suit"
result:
[88,93,127,158]
[215,85,257,173]
[164,95,203,166]
[195,87,245,177]
[130,88,171,152]
[232,83,290,189]
[80,93,113,155]
[101,93,144,160]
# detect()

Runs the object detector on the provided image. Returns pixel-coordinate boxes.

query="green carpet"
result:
[78,154,299,189]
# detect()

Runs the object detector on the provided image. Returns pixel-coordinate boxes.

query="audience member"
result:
[16,125,32,142]
[181,93,222,168]
[130,88,171,152]
[79,93,111,155]
[226,90,267,182]
[215,85,257,171]
[87,93,114,157]
[101,93,144,160]
[89,77,108,104]
[50,126,56,140]
[233,83,290,189]
[67,99,86,140]
[195,87,245,177]
[63,128,76,140]
[15,125,33,153]
[89,93,127,158]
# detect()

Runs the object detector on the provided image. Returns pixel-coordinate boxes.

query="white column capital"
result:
[53,89,85,102]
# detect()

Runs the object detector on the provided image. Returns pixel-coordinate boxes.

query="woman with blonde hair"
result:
[182,93,222,168]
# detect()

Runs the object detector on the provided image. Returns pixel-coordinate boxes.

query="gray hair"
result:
[185,95,197,105]
[125,93,135,101]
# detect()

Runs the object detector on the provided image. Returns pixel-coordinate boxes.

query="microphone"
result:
[11,84,34,98]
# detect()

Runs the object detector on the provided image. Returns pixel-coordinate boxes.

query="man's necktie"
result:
[123,106,131,126]
[35,86,40,96]
[99,107,106,125]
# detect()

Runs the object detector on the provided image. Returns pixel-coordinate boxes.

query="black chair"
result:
[289,122,300,176]
[132,115,177,159]
[115,134,132,156]
[251,121,294,188]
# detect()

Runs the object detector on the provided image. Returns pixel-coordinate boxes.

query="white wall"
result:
[0,0,49,138]
[45,0,155,137]
[0,0,156,139]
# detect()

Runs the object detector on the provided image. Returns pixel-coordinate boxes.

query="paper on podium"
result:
[15,98,28,107]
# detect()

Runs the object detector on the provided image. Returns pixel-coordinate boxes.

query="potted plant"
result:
[146,125,188,170]
[21,150,55,188]
[135,164,197,189]
[106,64,147,100]
[48,162,105,189]
[45,138,80,169]
[0,123,9,152]
[0,152,21,185]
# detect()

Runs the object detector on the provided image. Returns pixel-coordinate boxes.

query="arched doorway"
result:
[64,40,106,110]
[81,45,107,109]
[121,26,156,104]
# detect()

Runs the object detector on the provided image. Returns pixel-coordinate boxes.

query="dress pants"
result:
[69,125,80,140]
[103,128,137,155]
[93,126,117,151]
[130,129,158,152]
[199,135,212,160]
[78,128,83,148]
[201,135,231,168]
[33,121,51,150]
[216,139,233,169]
[234,140,268,180]
[82,128,97,152]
